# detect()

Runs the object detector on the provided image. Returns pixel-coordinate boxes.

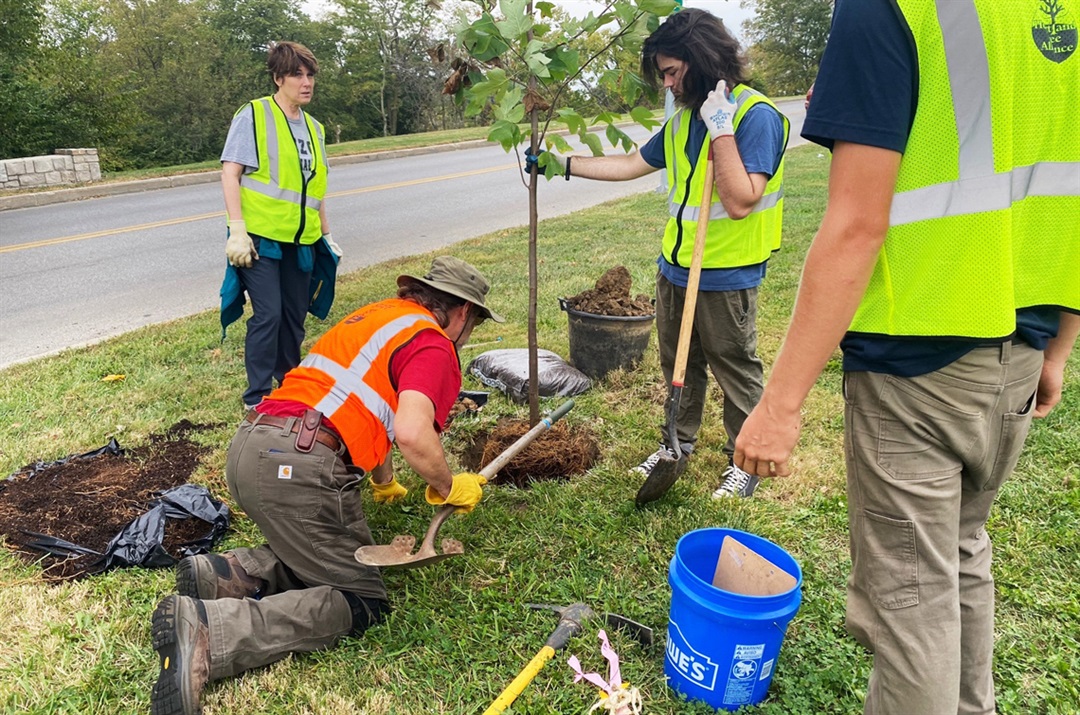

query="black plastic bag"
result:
[468,348,592,404]
[102,484,230,570]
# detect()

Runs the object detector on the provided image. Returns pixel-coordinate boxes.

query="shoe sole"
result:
[150,597,199,715]
[175,558,206,600]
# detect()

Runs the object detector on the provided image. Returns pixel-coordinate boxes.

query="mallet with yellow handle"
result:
[483,603,653,715]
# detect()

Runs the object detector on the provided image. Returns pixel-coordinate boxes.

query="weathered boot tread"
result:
[150,595,208,715]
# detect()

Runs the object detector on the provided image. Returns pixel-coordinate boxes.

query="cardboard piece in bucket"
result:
[712,535,797,596]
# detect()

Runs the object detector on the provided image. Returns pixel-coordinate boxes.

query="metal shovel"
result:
[635,144,715,508]
[355,399,576,569]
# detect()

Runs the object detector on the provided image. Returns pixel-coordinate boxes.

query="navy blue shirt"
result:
[640,103,786,291]
[805,0,1059,377]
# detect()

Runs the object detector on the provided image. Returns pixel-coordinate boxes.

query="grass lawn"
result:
[1,144,1077,714]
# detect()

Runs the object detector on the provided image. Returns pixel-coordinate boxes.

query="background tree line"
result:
[0,0,831,171]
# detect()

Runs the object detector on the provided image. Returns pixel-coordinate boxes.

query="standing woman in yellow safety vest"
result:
[219,40,343,411]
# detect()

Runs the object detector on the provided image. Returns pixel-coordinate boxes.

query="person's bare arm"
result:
[221,161,245,221]
[711,134,769,219]
[393,389,454,498]
[734,141,902,477]
[566,151,657,181]
[1034,311,1080,418]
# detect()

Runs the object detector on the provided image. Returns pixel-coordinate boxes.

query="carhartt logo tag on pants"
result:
[278,465,293,479]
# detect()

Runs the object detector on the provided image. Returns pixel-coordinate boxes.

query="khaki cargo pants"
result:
[655,273,764,461]
[203,415,388,681]
[843,342,1042,715]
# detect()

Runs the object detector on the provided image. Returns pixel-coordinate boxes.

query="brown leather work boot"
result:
[175,553,264,601]
[151,595,210,715]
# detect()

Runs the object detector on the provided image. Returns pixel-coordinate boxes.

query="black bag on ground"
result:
[468,348,591,404]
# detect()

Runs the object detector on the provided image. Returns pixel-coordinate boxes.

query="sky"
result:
[299,0,755,42]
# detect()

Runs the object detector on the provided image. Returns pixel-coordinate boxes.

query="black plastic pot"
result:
[559,298,655,380]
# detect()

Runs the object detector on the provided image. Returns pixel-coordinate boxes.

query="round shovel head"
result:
[634,454,687,507]
[354,536,465,570]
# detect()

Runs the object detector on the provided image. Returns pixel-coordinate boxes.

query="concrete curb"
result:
[0,139,494,212]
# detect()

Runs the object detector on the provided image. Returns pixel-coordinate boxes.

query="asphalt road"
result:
[0,100,806,368]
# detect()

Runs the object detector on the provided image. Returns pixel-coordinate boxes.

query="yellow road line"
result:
[0,162,518,254]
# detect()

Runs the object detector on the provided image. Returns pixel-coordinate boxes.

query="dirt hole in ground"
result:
[563,265,654,317]
[461,419,600,488]
[0,420,221,581]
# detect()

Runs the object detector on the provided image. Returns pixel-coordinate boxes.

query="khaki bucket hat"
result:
[397,256,505,323]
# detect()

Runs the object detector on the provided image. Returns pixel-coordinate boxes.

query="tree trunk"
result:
[526,6,540,427]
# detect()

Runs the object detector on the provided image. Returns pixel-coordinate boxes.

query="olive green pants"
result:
[843,342,1042,715]
[655,273,764,461]
[205,415,387,680]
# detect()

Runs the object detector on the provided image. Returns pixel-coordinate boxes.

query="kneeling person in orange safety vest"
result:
[150,256,504,715]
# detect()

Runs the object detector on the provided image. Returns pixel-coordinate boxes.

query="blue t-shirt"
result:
[805,0,1059,377]
[640,103,786,291]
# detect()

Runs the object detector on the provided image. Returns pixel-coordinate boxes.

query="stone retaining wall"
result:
[1,149,101,190]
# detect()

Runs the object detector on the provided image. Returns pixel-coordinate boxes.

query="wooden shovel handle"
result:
[671,146,715,386]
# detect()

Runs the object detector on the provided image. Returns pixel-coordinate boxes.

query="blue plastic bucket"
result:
[665,528,803,711]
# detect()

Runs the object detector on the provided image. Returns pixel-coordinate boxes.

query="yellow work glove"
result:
[226,219,259,268]
[425,472,487,514]
[370,475,408,504]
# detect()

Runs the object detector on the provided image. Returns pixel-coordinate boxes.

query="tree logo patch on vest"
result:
[1033,0,1077,63]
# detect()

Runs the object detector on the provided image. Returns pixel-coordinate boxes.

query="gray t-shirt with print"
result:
[220,102,321,179]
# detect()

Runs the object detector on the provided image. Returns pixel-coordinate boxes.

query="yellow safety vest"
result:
[662,85,789,269]
[238,97,327,246]
[850,0,1079,338]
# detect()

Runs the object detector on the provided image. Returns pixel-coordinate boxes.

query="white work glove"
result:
[323,232,343,258]
[699,80,738,141]
[225,219,259,268]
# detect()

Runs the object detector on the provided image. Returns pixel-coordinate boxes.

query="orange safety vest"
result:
[269,299,454,470]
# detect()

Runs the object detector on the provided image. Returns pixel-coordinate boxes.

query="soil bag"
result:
[102,484,230,569]
[468,348,592,404]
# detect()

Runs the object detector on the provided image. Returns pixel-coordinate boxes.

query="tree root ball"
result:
[462,419,599,488]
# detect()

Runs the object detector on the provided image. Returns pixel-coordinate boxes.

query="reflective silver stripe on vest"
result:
[668,90,763,213]
[304,314,441,441]
[670,187,784,221]
[891,1,1080,226]
[239,98,323,211]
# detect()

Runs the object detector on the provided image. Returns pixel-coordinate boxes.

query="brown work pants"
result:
[843,342,1042,715]
[205,415,387,681]
[655,272,764,461]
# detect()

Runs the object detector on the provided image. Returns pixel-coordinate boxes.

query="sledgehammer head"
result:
[526,603,654,650]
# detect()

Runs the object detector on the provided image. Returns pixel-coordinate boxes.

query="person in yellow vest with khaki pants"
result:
[528,8,790,502]
[734,0,1079,712]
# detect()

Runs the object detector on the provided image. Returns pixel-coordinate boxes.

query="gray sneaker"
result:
[151,595,211,715]
[176,553,264,601]
[630,444,679,478]
[711,465,759,499]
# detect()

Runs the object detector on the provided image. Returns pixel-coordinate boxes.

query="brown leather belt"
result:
[244,410,343,453]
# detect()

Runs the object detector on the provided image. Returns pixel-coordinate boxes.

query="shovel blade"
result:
[354,537,464,569]
[634,454,687,508]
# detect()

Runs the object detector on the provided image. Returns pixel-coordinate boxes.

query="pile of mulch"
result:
[463,419,599,488]
[563,266,654,317]
[0,420,220,581]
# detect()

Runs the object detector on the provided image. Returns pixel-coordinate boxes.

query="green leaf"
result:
[494,86,525,123]
[523,39,551,79]
[495,0,532,41]
[581,131,604,156]
[595,111,620,125]
[536,2,555,18]
[469,68,509,98]
[547,134,574,154]
[487,119,522,151]
[557,108,585,135]
[631,106,661,130]
[463,14,511,62]
[636,0,679,15]
[546,46,580,83]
